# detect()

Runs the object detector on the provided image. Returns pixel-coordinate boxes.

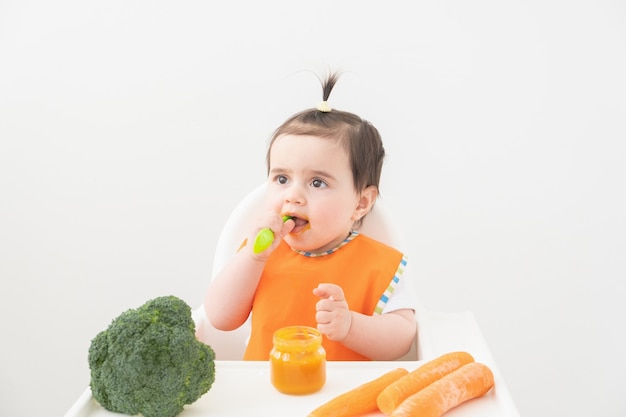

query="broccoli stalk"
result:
[88,295,215,417]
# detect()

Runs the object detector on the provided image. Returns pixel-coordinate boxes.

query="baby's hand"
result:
[313,283,351,341]
[250,214,294,258]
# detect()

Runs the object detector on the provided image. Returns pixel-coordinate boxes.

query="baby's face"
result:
[266,134,364,253]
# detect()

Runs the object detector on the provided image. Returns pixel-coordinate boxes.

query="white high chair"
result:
[64,184,520,417]
[193,184,496,364]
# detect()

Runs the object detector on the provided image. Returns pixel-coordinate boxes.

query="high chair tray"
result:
[64,360,519,417]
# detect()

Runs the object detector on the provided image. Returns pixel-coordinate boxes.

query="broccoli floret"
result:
[88,295,215,417]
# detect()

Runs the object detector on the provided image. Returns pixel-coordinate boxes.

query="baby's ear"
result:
[353,186,378,221]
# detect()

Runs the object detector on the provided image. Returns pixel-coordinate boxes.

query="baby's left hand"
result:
[313,283,352,341]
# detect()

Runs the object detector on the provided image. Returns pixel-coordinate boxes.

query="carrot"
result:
[307,368,409,417]
[389,362,495,417]
[377,351,475,415]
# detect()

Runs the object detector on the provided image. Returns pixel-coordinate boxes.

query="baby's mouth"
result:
[289,216,309,233]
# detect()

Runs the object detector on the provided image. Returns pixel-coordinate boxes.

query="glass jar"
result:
[270,326,326,395]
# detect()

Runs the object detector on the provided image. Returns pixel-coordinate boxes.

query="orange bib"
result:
[243,233,404,360]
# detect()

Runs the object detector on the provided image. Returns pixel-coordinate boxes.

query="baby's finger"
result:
[313,283,345,302]
[315,310,331,324]
[315,297,338,314]
[279,218,295,236]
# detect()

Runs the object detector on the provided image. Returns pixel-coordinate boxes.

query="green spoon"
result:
[252,215,293,254]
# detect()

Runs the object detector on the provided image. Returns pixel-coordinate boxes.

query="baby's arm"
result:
[313,283,416,360]
[205,215,294,330]
[204,248,265,330]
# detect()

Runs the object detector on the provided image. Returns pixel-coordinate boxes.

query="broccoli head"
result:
[88,295,215,417]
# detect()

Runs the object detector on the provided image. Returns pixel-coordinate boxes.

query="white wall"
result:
[1,1,624,416]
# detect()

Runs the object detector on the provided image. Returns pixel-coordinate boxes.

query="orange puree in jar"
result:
[270,326,326,395]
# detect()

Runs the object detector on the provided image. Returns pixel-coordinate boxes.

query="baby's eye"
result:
[277,175,288,185]
[311,178,327,188]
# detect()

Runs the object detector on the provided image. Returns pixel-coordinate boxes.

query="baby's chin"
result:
[283,234,323,253]
[285,233,347,254]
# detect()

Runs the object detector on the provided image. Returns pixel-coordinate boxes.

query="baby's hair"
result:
[266,71,386,196]
[321,71,338,101]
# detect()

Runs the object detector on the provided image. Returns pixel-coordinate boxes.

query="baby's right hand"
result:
[251,214,294,257]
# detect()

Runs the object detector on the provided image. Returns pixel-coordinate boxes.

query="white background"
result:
[1,1,625,416]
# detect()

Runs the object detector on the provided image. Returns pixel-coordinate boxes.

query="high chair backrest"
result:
[194,183,417,360]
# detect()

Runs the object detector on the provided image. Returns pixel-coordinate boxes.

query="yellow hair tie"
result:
[316,101,332,112]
